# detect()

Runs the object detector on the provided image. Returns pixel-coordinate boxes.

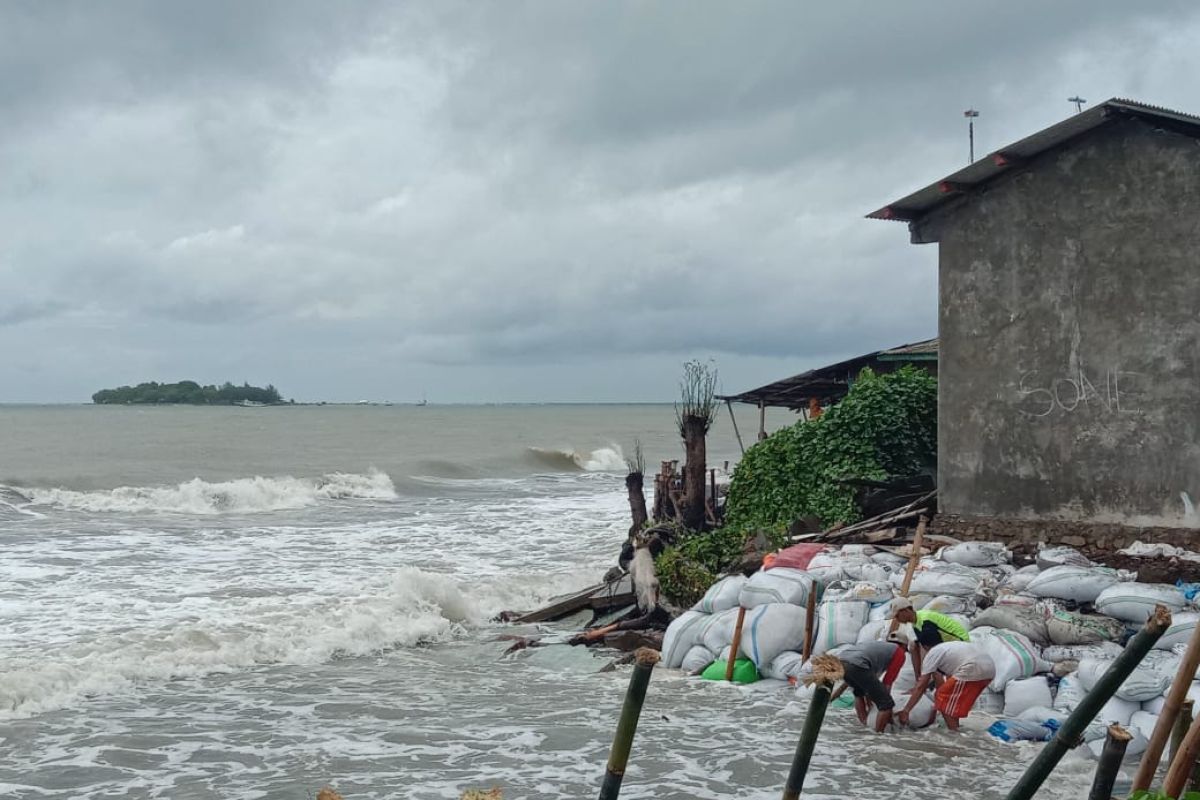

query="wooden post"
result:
[888,517,927,636]
[801,582,819,663]
[598,649,660,800]
[1134,616,1200,791]
[1165,710,1200,799]
[1004,605,1172,800]
[1173,700,1195,764]
[725,399,745,455]
[757,401,767,441]
[1087,725,1132,800]
[726,607,748,681]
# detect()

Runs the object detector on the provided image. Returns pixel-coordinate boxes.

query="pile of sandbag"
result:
[662,538,1197,759]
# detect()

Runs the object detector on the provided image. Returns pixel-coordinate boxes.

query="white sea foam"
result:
[21,470,396,514]
[0,567,493,719]
[527,444,627,472]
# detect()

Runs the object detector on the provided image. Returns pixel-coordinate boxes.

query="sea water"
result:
[0,404,1096,799]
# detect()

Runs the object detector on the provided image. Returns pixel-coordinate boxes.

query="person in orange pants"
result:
[898,640,995,731]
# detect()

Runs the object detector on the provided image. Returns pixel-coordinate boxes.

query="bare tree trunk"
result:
[681,413,708,530]
[626,472,648,536]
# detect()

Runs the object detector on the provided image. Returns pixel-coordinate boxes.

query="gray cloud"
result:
[2,1,1199,401]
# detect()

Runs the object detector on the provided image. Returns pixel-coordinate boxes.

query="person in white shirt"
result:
[898,640,996,731]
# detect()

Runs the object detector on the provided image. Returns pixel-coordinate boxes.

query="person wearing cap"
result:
[888,597,970,675]
[897,640,996,731]
[829,638,907,733]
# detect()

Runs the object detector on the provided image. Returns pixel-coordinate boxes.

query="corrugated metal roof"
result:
[720,337,937,410]
[868,99,1200,223]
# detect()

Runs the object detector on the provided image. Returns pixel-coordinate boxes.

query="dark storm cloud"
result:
[1,1,1198,401]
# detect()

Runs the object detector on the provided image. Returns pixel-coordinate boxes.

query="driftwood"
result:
[788,491,937,546]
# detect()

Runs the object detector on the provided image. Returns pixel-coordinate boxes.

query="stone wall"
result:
[933,513,1200,582]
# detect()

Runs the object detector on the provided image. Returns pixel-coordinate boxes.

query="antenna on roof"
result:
[1069,96,1087,113]
[964,109,980,163]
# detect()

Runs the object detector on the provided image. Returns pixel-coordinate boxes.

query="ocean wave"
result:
[19,470,397,515]
[526,445,626,472]
[0,568,478,719]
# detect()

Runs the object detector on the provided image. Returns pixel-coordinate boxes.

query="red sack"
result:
[767,543,828,572]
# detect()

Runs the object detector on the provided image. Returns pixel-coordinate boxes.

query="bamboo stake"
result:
[726,607,748,681]
[1134,615,1200,791]
[782,656,844,800]
[888,516,927,636]
[598,648,660,800]
[1165,710,1200,798]
[1087,725,1132,800]
[1004,605,1172,800]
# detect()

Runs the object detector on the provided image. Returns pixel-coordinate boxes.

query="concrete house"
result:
[870,99,1200,536]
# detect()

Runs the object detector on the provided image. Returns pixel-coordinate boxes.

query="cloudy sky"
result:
[3,1,1199,402]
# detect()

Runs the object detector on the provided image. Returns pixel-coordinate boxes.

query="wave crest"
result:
[22,470,396,514]
[526,445,626,472]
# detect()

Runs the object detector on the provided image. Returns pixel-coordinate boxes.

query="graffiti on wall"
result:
[1017,367,1143,417]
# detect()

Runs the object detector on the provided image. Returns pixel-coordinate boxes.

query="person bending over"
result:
[898,640,995,731]
[831,639,907,733]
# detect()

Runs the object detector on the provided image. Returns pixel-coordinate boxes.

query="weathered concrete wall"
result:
[915,118,1200,527]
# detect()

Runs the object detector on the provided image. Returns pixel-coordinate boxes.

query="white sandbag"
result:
[994,592,1040,607]
[700,607,742,656]
[680,645,715,675]
[741,603,809,670]
[1078,656,1172,703]
[812,600,870,655]
[857,563,894,583]
[662,610,711,668]
[1042,642,1124,664]
[1141,650,1183,682]
[976,689,1006,715]
[922,595,976,615]
[899,691,937,729]
[1017,706,1063,725]
[867,602,891,623]
[739,567,815,609]
[824,580,893,604]
[1054,674,1084,712]
[1037,546,1094,571]
[978,628,1052,692]
[972,605,1050,645]
[1046,610,1126,646]
[891,654,919,693]
[1130,710,1160,741]
[762,650,806,682]
[1005,676,1054,718]
[1143,694,1167,715]
[871,550,908,567]
[1027,566,1119,603]
[906,567,981,598]
[1156,612,1200,651]
[1094,695,1140,726]
[840,545,878,557]
[940,541,1011,567]
[856,619,889,644]
[1086,727,1148,759]
[1095,583,1187,623]
[693,575,748,614]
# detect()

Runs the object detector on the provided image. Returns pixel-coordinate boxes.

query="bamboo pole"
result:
[1004,605,1172,800]
[1134,616,1200,791]
[726,607,748,681]
[725,400,745,455]
[888,517,927,636]
[1165,710,1200,799]
[758,401,766,441]
[1087,724,1132,800]
[598,648,660,800]
[782,656,844,800]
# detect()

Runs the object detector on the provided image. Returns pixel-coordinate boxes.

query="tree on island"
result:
[92,381,284,405]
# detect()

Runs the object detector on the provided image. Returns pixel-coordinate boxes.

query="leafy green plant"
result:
[724,366,937,530]
[655,525,788,606]
[1128,791,1200,800]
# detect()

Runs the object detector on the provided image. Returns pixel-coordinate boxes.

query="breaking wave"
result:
[526,445,626,472]
[18,470,397,515]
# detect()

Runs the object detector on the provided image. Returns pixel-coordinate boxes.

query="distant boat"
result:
[416,394,427,407]
[238,400,265,407]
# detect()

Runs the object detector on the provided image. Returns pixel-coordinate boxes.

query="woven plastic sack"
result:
[701,657,759,684]
[811,600,869,656]
[693,575,748,614]
[1036,546,1094,571]
[1086,727,1148,759]
[1095,583,1187,623]
[1053,674,1084,712]
[1027,565,1119,603]
[739,567,815,609]
[762,650,806,682]
[940,541,1011,567]
[1004,676,1054,718]
[1046,610,1125,646]
[681,645,715,675]
[972,605,1051,646]
[700,607,742,656]
[987,718,1059,743]
[1042,641,1123,664]
[1157,612,1200,651]
[662,610,710,668]
[976,628,1051,692]
[741,603,808,670]
[906,566,981,598]
[1078,656,1171,703]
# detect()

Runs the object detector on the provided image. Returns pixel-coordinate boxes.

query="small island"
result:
[92,381,285,406]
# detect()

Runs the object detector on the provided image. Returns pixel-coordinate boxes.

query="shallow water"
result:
[0,404,1098,798]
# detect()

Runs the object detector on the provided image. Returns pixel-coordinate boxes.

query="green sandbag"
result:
[832,694,855,708]
[701,657,760,684]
